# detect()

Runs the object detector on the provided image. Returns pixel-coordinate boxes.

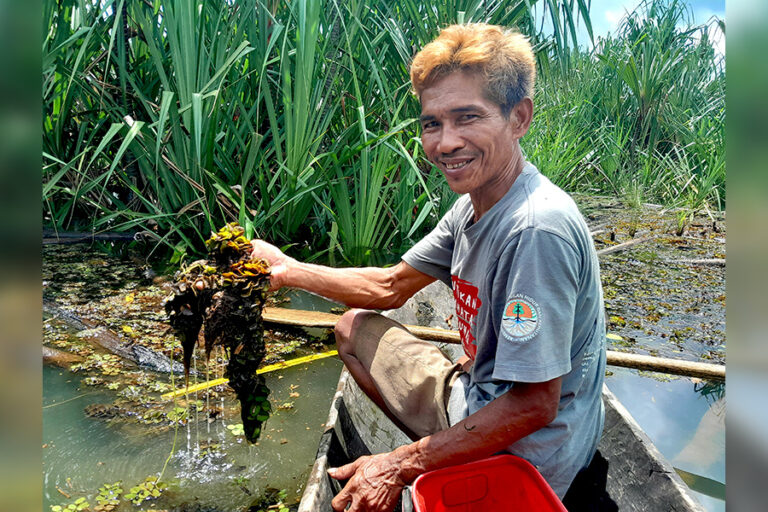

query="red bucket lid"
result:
[411,454,566,512]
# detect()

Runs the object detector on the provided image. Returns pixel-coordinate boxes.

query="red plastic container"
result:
[411,454,567,512]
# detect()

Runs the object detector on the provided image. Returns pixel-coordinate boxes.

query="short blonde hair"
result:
[410,23,536,117]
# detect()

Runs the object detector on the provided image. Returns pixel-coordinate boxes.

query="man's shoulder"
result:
[522,173,586,238]
[525,172,578,214]
[436,194,474,231]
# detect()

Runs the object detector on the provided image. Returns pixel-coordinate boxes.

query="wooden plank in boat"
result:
[263,307,461,343]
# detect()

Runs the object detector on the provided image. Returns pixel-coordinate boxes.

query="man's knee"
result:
[334,309,374,359]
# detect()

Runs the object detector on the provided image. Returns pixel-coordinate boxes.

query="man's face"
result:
[419,71,518,197]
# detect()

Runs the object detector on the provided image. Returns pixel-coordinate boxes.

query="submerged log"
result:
[43,297,188,374]
[667,258,726,267]
[43,345,84,367]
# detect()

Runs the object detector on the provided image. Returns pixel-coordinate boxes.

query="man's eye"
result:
[460,114,478,122]
[422,121,438,129]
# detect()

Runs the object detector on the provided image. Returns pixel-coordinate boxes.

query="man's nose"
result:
[437,125,465,155]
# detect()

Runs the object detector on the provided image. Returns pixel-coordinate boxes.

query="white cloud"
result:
[604,9,626,31]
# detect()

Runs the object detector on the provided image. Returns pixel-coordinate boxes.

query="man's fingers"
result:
[330,489,351,511]
[251,240,268,259]
[329,458,364,511]
[249,240,265,260]
[328,458,360,481]
[250,239,278,259]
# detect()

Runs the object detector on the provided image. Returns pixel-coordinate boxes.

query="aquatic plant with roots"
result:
[164,222,271,442]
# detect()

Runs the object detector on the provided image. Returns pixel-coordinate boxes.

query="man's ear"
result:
[509,97,533,138]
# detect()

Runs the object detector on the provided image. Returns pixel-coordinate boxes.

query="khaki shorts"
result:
[351,312,462,438]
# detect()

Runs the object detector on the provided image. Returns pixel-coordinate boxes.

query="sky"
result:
[555,0,726,55]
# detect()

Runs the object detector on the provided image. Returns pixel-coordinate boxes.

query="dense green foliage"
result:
[42,0,723,265]
[526,0,725,214]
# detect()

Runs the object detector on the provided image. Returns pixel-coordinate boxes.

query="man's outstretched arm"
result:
[250,240,436,310]
[328,376,562,512]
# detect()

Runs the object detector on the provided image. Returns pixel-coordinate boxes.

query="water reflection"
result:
[605,368,725,511]
[694,380,725,406]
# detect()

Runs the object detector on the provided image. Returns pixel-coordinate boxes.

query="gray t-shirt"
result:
[402,162,606,497]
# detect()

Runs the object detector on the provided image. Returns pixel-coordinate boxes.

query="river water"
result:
[606,369,725,510]
[41,360,725,511]
[43,356,344,511]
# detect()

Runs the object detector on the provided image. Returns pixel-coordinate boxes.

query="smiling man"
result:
[251,23,607,511]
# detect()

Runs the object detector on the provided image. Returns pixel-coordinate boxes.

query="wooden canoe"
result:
[298,370,705,511]
[295,283,706,511]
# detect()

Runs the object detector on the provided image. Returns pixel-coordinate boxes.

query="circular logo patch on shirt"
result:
[502,295,541,342]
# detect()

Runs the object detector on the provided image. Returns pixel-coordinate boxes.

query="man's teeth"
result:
[445,161,469,170]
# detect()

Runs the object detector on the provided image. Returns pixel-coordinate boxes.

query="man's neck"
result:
[469,148,525,222]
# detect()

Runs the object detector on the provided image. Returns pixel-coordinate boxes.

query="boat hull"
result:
[298,283,704,511]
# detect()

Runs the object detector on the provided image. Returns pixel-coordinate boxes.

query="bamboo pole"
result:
[42,229,137,245]
[263,308,725,381]
[605,351,724,381]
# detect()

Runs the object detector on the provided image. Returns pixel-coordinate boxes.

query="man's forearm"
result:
[278,260,435,310]
[392,377,562,482]
[280,261,398,308]
[250,240,435,308]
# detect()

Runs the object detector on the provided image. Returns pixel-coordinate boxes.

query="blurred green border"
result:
[2,0,767,510]
[726,1,768,510]
[0,1,42,512]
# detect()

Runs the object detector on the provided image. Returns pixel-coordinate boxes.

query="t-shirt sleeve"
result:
[401,208,456,286]
[492,228,580,383]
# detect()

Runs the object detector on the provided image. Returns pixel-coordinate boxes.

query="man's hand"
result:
[328,453,408,512]
[456,355,474,373]
[250,239,295,291]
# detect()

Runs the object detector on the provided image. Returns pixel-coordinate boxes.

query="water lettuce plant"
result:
[93,481,122,512]
[50,497,89,512]
[165,222,272,442]
[124,476,166,506]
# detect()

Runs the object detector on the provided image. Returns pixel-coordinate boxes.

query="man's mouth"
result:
[443,159,473,170]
